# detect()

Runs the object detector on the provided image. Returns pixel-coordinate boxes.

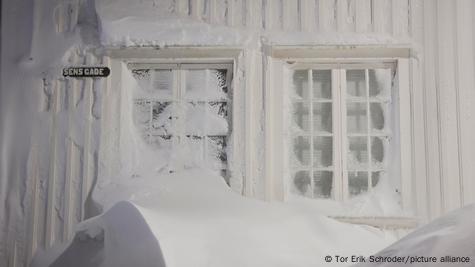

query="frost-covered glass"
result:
[133,100,151,133]
[347,103,367,133]
[293,136,311,167]
[371,137,385,169]
[313,137,333,167]
[151,102,174,135]
[346,70,366,98]
[348,172,368,196]
[130,65,231,179]
[312,70,331,99]
[313,171,332,198]
[292,70,309,99]
[369,69,391,98]
[292,102,310,133]
[370,103,386,132]
[347,137,368,169]
[185,69,228,101]
[292,171,311,196]
[313,103,332,133]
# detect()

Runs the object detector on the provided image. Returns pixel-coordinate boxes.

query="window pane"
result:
[346,69,366,98]
[150,135,173,150]
[182,135,205,167]
[314,171,333,198]
[292,102,310,133]
[207,136,227,170]
[312,70,331,99]
[313,136,332,168]
[292,170,311,196]
[369,69,391,98]
[313,103,332,133]
[151,70,173,98]
[132,69,174,98]
[185,70,207,100]
[185,102,206,135]
[348,171,368,196]
[207,69,229,100]
[133,100,151,133]
[292,70,309,99]
[151,102,174,135]
[371,137,386,169]
[293,136,311,167]
[347,137,368,169]
[370,102,386,132]
[207,101,229,135]
[371,171,382,187]
[347,103,367,133]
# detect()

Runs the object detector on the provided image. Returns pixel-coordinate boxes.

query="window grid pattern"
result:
[131,66,232,179]
[345,69,392,197]
[291,67,393,199]
[291,69,334,199]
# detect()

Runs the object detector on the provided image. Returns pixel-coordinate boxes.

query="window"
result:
[128,63,233,182]
[289,64,397,201]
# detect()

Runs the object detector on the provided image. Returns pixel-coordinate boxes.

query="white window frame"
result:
[127,63,233,178]
[264,46,413,214]
[101,47,250,193]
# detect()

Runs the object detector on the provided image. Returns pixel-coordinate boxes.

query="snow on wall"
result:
[2,0,475,266]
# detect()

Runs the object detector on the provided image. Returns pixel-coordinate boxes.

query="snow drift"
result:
[33,169,397,267]
[353,204,475,267]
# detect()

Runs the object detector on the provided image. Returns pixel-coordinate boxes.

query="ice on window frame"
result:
[369,68,392,99]
[313,171,333,198]
[130,66,231,177]
[185,69,228,101]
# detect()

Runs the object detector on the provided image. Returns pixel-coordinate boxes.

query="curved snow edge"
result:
[42,201,167,267]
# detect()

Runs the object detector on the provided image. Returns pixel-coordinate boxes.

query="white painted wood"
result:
[247,0,263,29]
[318,0,336,32]
[410,57,428,220]
[301,0,317,32]
[331,69,343,201]
[436,0,461,212]
[26,146,39,264]
[373,0,391,34]
[455,0,475,206]
[45,80,60,248]
[422,0,442,219]
[270,46,410,59]
[392,0,409,37]
[355,0,370,33]
[177,0,190,16]
[81,72,94,220]
[283,0,300,31]
[397,58,413,212]
[336,0,355,32]
[244,51,255,196]
[339,69,349,200]
[265,0,280,31]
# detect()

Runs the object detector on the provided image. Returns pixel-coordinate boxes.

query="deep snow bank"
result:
[35,169,397,267]
[353,204,475,267]
[32,201,166,267]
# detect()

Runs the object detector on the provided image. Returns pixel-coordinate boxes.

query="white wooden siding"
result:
[5,1,475,266]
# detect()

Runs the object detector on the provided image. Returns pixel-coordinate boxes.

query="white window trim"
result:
[264,46,413,214]
[102,47,250,193]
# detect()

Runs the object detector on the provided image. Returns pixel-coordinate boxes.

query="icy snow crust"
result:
[353,204,475,267]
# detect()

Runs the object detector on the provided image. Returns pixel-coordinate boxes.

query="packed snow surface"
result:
[353,204,475,267]
[34,169,397,267]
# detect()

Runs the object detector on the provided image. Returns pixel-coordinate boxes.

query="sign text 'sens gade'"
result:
[63,67,110,78]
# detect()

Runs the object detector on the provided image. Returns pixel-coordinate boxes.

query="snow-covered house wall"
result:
[1,0,475,266]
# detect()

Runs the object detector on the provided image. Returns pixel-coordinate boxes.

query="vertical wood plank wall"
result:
[6,1,475,266]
